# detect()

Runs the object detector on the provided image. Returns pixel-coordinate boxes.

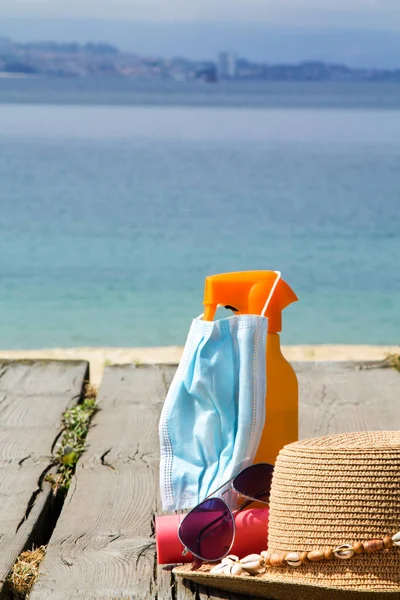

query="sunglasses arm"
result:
[203,478,235,501]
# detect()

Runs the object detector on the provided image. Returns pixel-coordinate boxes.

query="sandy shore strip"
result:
[0,345,398,387]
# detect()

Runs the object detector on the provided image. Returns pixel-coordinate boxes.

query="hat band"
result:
[210,530,400,576]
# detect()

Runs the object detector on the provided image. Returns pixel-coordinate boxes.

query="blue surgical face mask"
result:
[159,271,281,512]
[159,314,268,511]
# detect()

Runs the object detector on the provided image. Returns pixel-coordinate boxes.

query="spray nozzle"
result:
[203,270,297,332]
[224,305,239,312]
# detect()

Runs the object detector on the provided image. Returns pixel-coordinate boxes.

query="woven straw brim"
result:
[174,431,400,598]
[173,565,400,599]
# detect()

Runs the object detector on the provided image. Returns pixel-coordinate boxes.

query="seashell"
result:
[221,554,239,564]
[285,552,302,567]
[334,544,354,560]
[392,532,400,547]
[225,562,243,576]
[210,562,228,574]
[240,564,263,575]
[240,553,263,564]
[239,554,264,574]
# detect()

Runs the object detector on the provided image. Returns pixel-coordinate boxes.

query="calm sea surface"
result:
[0,80,399,347]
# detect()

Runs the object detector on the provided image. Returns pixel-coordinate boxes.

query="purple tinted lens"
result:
[233,463,274,503]
[179,498,234,561]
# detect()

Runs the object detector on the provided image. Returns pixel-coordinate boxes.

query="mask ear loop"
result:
[261,271,281,317]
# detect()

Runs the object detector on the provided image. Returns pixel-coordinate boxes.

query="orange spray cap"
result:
[202,270,298,333]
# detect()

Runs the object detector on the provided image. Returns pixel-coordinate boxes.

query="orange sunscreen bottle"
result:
[202,270,298,465]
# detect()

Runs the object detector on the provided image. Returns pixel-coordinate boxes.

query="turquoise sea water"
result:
[0,81,399,347]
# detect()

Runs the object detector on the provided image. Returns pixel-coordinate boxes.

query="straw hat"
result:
[174,431,400,599]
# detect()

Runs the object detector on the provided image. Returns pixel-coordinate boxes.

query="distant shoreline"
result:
[0,346,398,386]
[2,36,400,81]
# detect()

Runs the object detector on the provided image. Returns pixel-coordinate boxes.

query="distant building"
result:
[218,52,237,79]
[195,62,217,83]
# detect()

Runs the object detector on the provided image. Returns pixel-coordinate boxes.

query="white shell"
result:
[225,563,243,576]
[242,565,264,575]
[239,554,263,565]
[239,554,264,574]
[221,555,239,564]
[285,552,302,567]
[239,554,263,575]
[392,532,400,547]
[334,544,354,560]
[210,562,227,574]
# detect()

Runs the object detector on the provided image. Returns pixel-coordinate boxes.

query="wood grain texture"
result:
[31,362,400,600]
[0,360,88,593]
[296,361,400,438]
[30,365,174,600]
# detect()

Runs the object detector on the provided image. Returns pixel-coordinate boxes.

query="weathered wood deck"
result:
[0,359,398,599]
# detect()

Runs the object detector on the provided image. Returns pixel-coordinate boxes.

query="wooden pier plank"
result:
[31,362,400,600]
[0,360,88,593]
[30,364,174,600]
[297,361,400,438]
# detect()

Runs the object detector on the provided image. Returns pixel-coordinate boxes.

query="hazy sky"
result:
[2,1,400,67]
[2,0,400,28]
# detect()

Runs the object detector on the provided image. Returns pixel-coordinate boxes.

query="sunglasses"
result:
[177,462,274,565]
